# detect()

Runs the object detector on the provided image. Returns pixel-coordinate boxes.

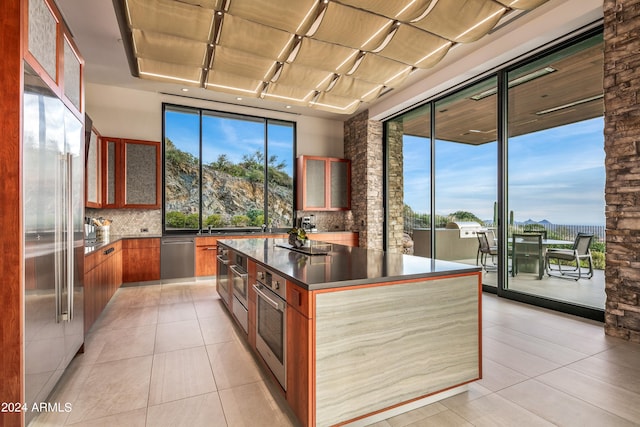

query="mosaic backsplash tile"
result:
[86,208,162,236]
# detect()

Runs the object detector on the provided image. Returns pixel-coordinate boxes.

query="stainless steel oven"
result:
[216,247,231,307]
[230,253,248,333]
[254,264,287,389]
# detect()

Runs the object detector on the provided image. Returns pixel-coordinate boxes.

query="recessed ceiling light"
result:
[181,88,189,92]
[285,105,292,109]
[236,97,243,101]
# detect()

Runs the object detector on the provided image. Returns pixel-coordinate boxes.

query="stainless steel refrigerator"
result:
[23,63,84,425]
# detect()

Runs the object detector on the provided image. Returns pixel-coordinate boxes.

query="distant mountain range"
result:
[484,219,553,225]
[523,219,552,225]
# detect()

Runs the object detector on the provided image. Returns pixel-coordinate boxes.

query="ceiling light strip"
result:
[139,71,201,85]
[395,0,418,19]
[535,94,604,115]
[415,41,452,66]
[455,8,506,40]
[470,66,556,100]
[361,21,393,50]
[295,2,321,34]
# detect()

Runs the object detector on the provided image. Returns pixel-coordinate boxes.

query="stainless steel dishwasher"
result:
[160,236,195,280]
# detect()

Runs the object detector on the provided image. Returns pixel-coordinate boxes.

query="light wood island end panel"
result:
[313,274,481,426]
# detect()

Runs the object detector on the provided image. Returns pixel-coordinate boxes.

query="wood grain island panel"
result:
[315,275,479,426]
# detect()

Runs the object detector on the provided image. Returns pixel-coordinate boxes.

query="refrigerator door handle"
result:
[66,153,74,321]
[55,154,65,323]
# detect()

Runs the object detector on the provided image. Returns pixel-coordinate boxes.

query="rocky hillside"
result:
[165,141,293,228]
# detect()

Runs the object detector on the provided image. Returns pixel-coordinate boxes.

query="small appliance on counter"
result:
[86,217,112,243]
[301,214,317,232]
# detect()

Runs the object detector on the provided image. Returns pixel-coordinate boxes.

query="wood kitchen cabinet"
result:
[296,155,351,211]
[122,238,160,283]
[100,137,161,209]
[84,241,122,333]
[195,236,218,277]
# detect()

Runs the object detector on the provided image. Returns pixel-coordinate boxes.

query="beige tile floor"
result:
[31,280,640,427]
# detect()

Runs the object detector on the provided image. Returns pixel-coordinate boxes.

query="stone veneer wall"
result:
[604,0,640,342]
[386,120,405,253]
[344,110,384,249]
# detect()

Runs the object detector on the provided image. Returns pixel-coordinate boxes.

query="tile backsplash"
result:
[86,208,352,236]
[296,210,354,232]
[86,208,162,236]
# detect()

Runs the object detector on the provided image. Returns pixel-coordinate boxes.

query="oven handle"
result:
[253,284,285,312]
[216,255,229,265]
[230,264,248,278]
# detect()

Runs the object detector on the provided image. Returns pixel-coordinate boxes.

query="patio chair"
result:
[476,231,497,272]
[545,232,594,280]
[512,233,544,279]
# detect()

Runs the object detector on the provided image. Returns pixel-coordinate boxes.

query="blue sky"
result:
[165,110,294,176]
[403,117,605,225]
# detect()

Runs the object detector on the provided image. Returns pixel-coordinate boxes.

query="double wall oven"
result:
[230,253,249,333]
[254,264,287,389]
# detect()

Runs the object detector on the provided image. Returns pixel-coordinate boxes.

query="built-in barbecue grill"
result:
[445,221,485,238]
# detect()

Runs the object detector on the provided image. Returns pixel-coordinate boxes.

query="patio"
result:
[479,266,605,310]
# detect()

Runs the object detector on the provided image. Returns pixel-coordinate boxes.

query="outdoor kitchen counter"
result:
[218,238,482,427]
[217,237,480,290]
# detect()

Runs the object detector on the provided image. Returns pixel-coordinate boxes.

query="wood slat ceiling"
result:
[401,41,604,144]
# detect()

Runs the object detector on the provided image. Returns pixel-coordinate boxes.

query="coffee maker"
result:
[301,215,317,232]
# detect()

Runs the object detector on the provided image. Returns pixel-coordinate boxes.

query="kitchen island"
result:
[217,238,482,427]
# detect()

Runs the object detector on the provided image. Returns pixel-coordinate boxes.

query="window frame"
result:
[162,103,297,235]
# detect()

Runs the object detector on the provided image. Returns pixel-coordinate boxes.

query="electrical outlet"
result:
[140,228,149,233]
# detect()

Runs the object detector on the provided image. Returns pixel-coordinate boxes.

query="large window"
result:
[163,105,295,232]
[385,29,605,319]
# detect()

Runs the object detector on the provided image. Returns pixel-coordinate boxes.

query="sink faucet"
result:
[208,225,212,234]
[261,223,267,232]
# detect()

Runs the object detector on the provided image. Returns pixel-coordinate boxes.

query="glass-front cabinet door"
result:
[102,137,118,208]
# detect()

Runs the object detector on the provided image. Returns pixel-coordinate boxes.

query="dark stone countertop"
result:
[217,238,480,291]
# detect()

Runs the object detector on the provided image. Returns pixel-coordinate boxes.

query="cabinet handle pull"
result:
[205,247,216,250]
[104,247,114,255]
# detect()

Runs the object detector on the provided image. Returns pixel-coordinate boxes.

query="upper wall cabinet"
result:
[26,0,84,118]
[97,137,161,209]
[296,155,351,211]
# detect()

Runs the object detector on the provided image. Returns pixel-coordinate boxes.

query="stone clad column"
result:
[604,0,640,342]
[344,111,384,250]
[386,120,406,253]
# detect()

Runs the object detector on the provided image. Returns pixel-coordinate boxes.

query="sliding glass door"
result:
[506,33,605,310]
[385,29,605,319]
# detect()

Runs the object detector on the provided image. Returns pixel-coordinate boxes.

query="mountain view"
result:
[164,139,293,229]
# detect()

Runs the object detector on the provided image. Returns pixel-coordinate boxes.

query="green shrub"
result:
[185,214,199,229]
[204,214,225,228]
[231,215,250,227]
[591,251,605,270]
[166,211,186,228]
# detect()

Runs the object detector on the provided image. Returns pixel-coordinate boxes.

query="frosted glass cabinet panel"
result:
[330,161,349,209]
[103,138,117,207]
[306,159,326,208]
[124,141,159,207]
[28,0,58,81]
[297,156,350,211]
